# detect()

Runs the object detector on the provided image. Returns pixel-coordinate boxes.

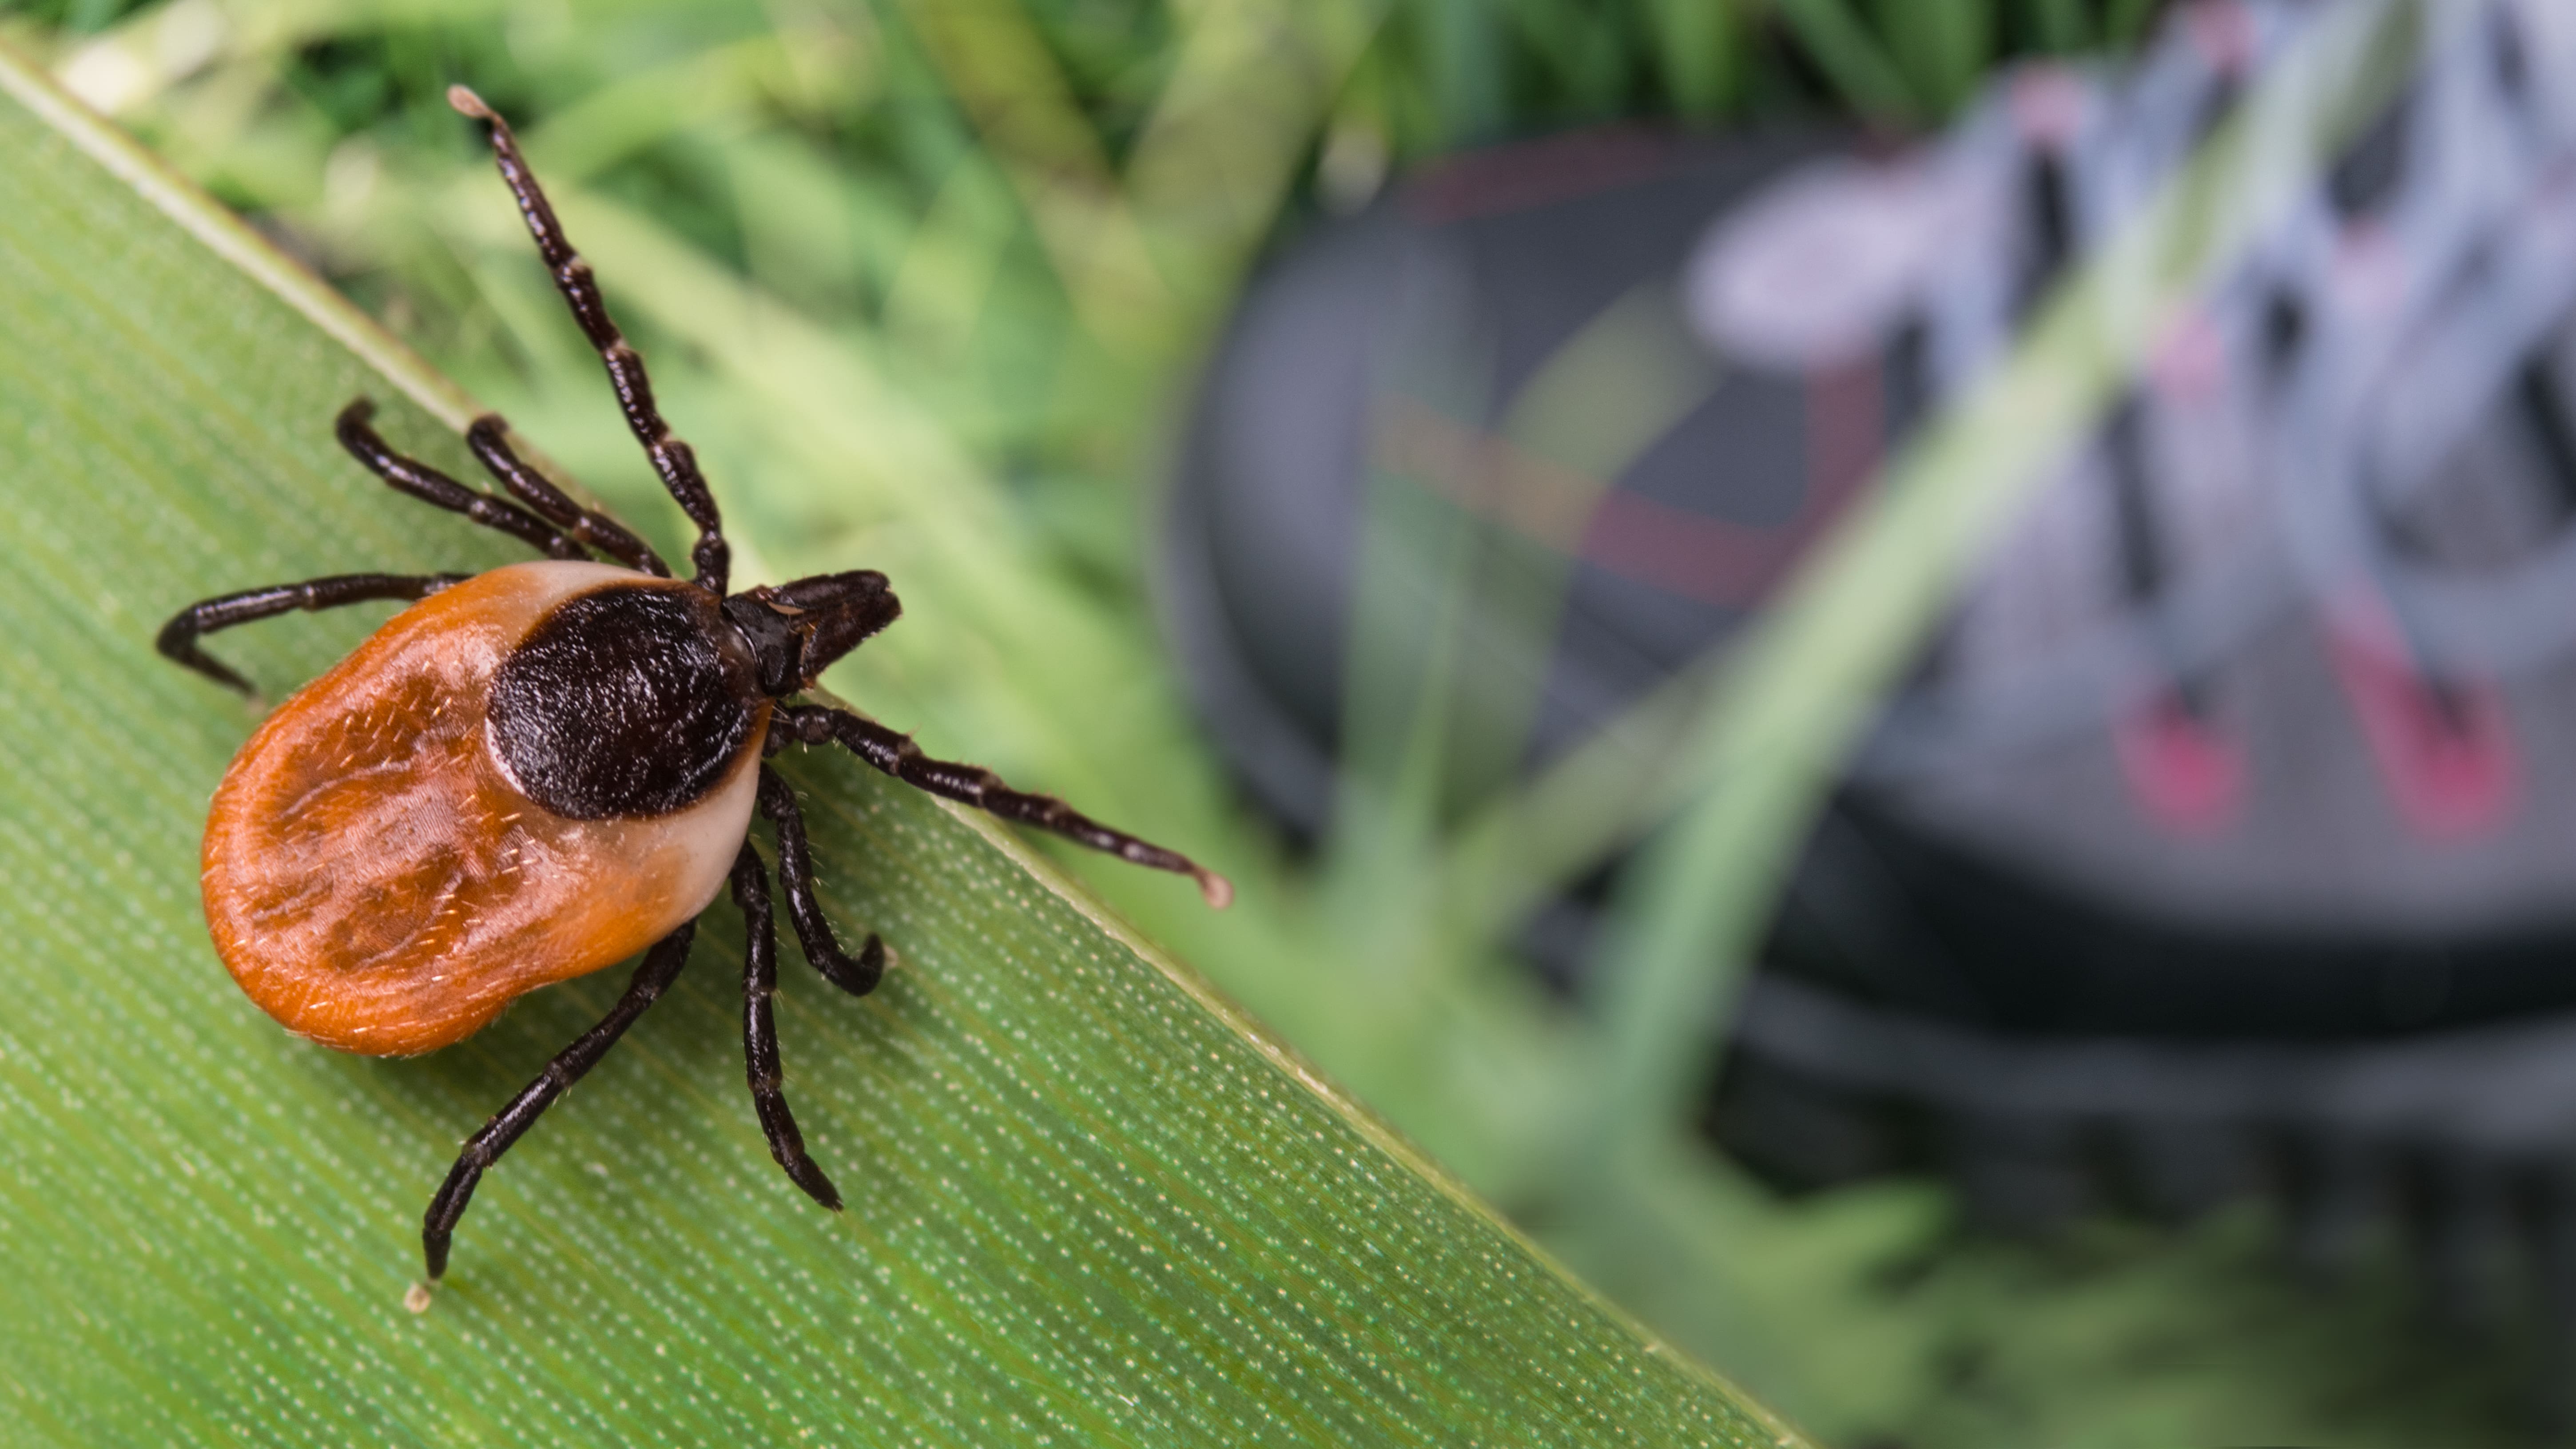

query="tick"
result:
[159,86,1229,1289]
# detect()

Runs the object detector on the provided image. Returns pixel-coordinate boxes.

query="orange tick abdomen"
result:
[200,562,766,1056]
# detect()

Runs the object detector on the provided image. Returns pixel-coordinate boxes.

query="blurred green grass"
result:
[0,0,2545,1442]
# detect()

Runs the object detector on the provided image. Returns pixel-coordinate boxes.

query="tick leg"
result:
[465,413,670,577]
[421,922,696,1282]
[449,86,729,595]
[771,703,1232,908]
[732,842,844,1211]
[157,572,469,695]
[756,765,886,997]
[337,399,590,561]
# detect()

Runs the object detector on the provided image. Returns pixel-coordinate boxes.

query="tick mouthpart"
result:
[724,573,901,698]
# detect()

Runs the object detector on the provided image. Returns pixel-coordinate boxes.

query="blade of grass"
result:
[1875,0,1994,115]
[1314,278,1724,1093]
[892,0,1175,355]
[1766,0,1922,119]
[1123,0,1384,306]
[1645,0,1742,117]
[0,42,1804,1447]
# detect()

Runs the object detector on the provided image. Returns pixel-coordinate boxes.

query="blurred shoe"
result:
[1161,0,2576,1390]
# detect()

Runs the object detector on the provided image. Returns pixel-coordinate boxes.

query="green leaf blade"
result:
[0,46,1796,1449]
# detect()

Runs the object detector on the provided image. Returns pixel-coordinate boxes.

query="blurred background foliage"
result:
[0,0,2540,1441]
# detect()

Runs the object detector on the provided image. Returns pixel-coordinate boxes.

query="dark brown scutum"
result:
[488,584,764,821]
